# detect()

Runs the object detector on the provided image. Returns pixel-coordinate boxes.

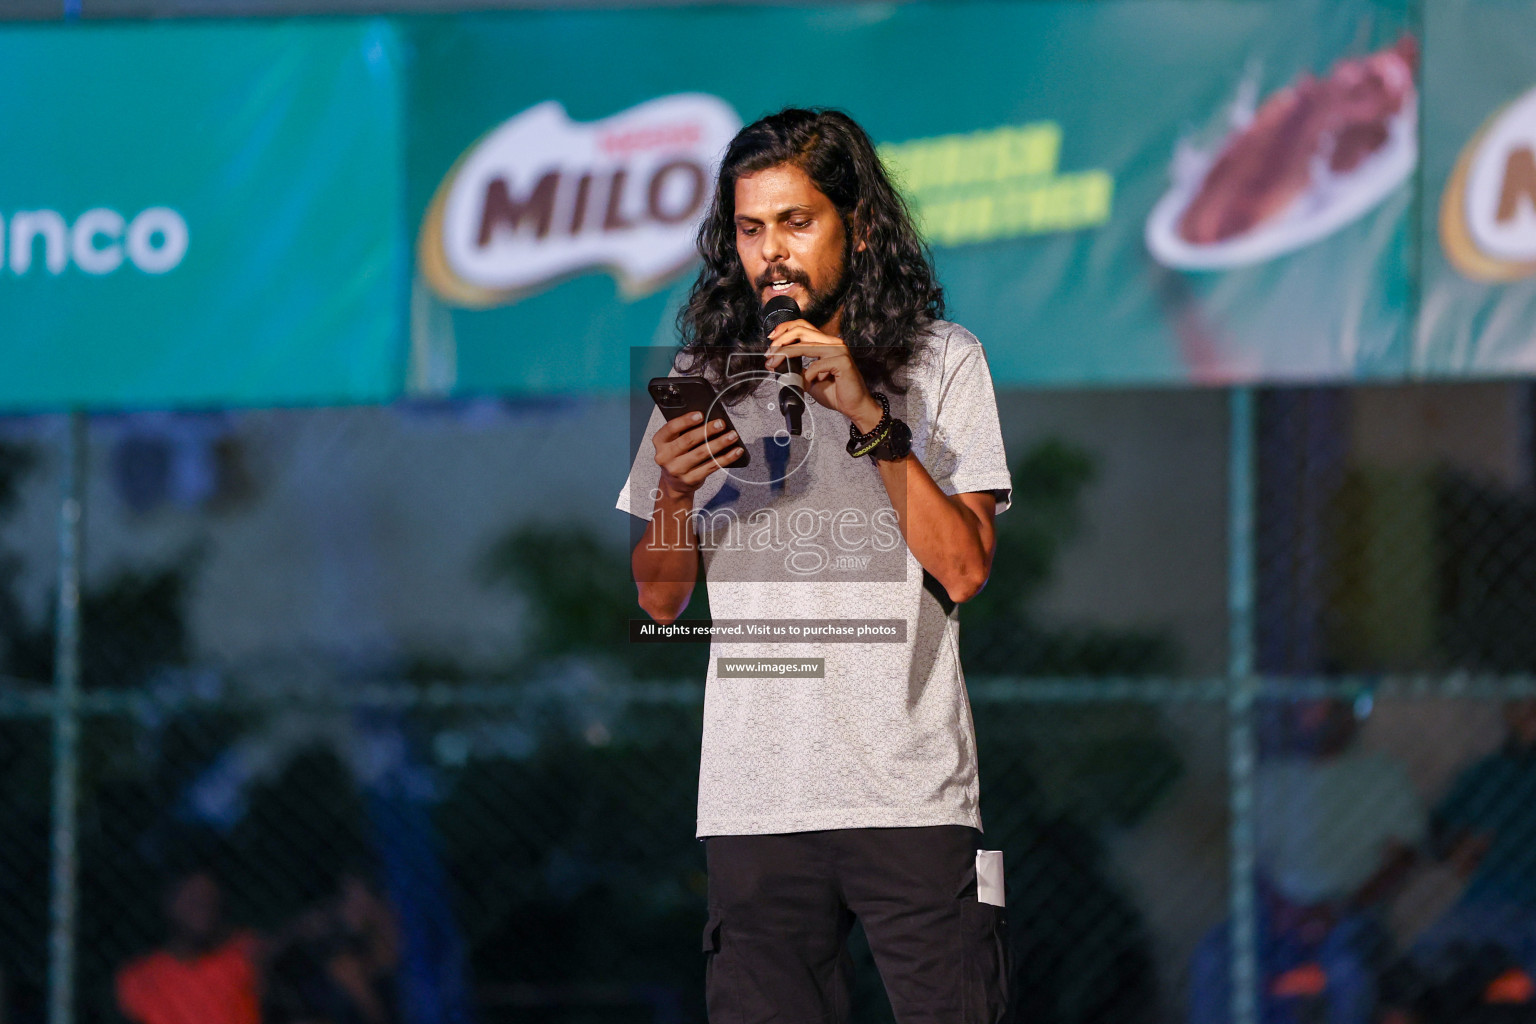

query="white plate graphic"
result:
[1146,97,1417,271]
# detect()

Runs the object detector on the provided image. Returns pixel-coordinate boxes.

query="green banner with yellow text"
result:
[406,0,1415,394]
[20,0,1536,407]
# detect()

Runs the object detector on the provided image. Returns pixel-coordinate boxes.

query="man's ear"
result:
[849,206,869,253]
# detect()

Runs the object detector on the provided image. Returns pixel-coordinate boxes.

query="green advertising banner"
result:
[406,0,1415,395]
[16,0,1528,408]
[1418,0,1536,376]
[0,20,404,411]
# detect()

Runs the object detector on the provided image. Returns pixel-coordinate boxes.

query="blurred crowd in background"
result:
[116,866,399,1024]
[1,379,1536,1024]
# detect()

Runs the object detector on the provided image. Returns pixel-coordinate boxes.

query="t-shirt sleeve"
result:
[616,401,668,521]
[925,329,1012,513]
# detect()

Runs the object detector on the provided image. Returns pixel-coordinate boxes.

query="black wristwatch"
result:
[846,392,912,463]
[871,416,912,462]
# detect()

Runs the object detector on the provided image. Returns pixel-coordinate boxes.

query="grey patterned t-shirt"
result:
[617,320,1012,837]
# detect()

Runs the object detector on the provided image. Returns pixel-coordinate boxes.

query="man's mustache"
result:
[753,266,813,292]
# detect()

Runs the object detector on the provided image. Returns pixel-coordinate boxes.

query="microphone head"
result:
[760,295,803,335]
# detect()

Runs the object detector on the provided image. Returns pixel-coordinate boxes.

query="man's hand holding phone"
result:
[653,410,743,500]
[634,377,744,618]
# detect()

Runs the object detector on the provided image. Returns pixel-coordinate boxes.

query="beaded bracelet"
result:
[849,421,893,458]
[847,392,891,453]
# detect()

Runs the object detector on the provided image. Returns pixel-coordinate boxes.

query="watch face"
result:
[879,418,912,460]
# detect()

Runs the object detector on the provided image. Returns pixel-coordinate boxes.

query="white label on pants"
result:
[976,850,1005,907]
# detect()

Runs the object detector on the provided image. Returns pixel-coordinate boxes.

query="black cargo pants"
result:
[701,825,1007,1024]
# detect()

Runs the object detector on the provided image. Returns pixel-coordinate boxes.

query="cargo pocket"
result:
[702,906,735,1024]
[960,898,1008,1024]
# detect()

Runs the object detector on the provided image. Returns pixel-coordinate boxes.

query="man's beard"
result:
[752,233,853,332]
[800,263,851,330]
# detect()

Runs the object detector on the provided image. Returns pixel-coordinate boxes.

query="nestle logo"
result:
[419,96,741,308]
[599,123,703,157]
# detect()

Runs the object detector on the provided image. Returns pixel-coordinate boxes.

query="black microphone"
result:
[761,296,805,436]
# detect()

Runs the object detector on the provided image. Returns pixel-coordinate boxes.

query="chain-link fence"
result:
[3,382,1536,1024]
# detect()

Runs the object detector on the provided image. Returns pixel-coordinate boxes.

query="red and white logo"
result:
[419,95,741,307]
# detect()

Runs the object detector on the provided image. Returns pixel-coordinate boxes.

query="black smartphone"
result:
[647,375,750,467]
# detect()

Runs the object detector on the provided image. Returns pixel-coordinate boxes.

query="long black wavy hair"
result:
[676,108,944,400]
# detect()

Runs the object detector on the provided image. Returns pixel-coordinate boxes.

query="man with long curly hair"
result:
[617,108,1013,1022]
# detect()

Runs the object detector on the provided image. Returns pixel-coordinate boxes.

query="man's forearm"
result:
[875,455,993,603]
[632,490,699,623]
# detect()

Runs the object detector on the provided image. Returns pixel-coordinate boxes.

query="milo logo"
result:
[1442,85,1536,281]
[419,95,741,308]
